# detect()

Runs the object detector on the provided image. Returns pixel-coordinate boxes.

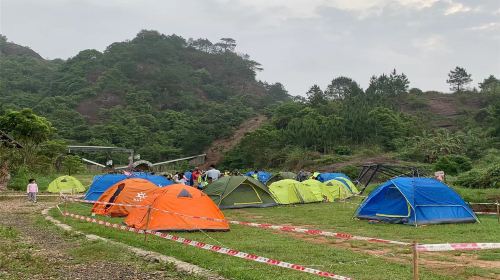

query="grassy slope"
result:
[50,201,499,280]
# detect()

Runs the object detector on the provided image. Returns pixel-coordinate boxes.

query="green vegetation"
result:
[50,202,500,280]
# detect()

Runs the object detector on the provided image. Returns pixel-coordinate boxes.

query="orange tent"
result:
[125,184,229,231]
[92,178,159,217]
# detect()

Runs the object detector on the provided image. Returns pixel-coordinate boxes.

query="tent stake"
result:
[412,241,419,280]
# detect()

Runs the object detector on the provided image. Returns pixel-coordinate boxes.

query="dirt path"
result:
[202,114,267,168]
[0,197,194,280]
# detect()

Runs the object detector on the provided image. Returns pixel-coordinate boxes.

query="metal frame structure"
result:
[68,145,134,167]
[356,164,423,194]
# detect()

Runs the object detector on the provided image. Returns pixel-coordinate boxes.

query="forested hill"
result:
[0,31,289,162]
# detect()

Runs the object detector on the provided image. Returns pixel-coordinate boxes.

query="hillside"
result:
[0,31,289,163]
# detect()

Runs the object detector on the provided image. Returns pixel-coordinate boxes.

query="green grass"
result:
[49,202,500,280]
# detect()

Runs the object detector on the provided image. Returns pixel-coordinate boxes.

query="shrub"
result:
[434,155,472,175]
[334,146,352,155]
[339,165,359,179]
[456,164,500,189]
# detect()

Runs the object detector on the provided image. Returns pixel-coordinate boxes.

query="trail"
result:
[202,114,267,168]
[0,197,191,280]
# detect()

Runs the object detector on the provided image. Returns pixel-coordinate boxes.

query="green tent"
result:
[266,171,297,185]
[268,179,302,204]
[295,183,323,203]
[47,175,86,193]
[301,179,327,202]
[323,179,353,200]
[203,176,277,209]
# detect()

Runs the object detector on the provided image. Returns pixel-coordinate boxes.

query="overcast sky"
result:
[1,0,499,95]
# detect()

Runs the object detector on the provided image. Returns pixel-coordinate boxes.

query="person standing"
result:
[192,168,202,189]
[205,165,221,181]
[26,178,38,203]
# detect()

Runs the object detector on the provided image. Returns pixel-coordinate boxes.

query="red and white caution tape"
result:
[63,197,228,223]
[416,243,500,252]
[63,212,351,280]
[229,221,410,246]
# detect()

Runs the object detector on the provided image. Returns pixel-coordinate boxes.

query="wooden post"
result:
[496,201,499,224]
[412,241,419,280]
[63,197,68,222]
[144,206,152,242]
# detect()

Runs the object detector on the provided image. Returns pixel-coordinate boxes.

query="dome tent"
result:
[244,171,272,184]
[266,172,297,186]
[301,179,327,202]
[85,172,172,201]
[126,185,229,231]
[203,176,277,209]
[355,177,478,225]
[316,172,350,183]
[323,179,353,200]
[268,179,320,204]
[47,175,85,193]
[92,178,159,217]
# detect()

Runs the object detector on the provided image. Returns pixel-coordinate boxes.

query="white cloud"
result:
[216,0,439,19]
[444,1,471,15]
[412,35,448,52]
[468,22,500,31]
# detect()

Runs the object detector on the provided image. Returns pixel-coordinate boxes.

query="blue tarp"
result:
[84,173,172,201]
[244,171,272,184]
[316,173,350,183]
[355,177,478,225]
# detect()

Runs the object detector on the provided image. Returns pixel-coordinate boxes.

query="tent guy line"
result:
[62,212,352,280]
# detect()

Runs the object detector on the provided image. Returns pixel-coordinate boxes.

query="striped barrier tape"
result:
[63,212,351,280]
[63,197,229,223]
[474,211,497,215]
[229,221,410,246]
[416,243,500,252]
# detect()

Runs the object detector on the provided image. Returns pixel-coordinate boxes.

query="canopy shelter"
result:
[47,175,86,193]
[355,177,478,225]
[126,184,229,231]
[355,164,422,194]
[266,172,297,186]
[92,178,159,217]
[203,176,277,209]
[84,172,172,201]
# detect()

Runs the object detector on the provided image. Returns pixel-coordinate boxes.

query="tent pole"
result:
[144,206,152,242]
[412,241,419,280]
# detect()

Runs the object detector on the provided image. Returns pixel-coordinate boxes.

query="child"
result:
[27,178,38,203]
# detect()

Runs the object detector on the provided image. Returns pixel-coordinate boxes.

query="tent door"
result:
[105,184,125,210]
[375,187,411,218]
[227,183,263,206]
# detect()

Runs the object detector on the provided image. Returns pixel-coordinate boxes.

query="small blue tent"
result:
[355,177,478,225]
[84,173,172,201]
[244,171,272,184]
[316,173,350,183]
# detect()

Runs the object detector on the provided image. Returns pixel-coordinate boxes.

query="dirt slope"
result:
[202,115,267,168]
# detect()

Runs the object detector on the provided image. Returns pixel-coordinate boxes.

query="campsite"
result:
[1,1,500,279]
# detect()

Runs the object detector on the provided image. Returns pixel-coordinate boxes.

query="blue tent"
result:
[355,177,478,225]
[84,173,172,201]
[316,173,350,183]
[244,171,272,184]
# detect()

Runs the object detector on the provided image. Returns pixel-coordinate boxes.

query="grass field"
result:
[49,198,500,280]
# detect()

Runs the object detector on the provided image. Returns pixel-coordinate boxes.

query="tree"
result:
[366,69,409,96]
[325,76,363,100]
[447,66,472,92]
[479,75,500,94]
[61,155,85,175]
[306,85,326,106]
[215,38,237,52]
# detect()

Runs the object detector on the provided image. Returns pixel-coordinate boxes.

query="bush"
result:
[434,155,472,175]
[456,163,500,189]
[339,165,359,179]
[334,146,352,155]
